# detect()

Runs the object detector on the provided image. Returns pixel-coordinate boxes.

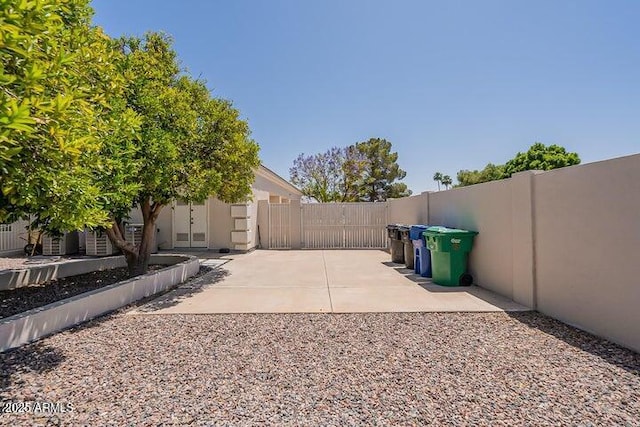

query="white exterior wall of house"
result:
[125,165,302,252]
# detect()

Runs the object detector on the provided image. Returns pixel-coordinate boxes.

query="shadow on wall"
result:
[0,342,65,394]
[506,311,640,375]
[133,266,230,312]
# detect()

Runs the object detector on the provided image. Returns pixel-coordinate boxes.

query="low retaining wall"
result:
[0,256,129,291]
[0,254,199,353]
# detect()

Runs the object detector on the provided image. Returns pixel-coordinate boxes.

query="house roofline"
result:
[256,164,303,196]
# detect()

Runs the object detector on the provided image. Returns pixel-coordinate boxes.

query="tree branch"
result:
[105,220,138,257]
[150,202,165,221]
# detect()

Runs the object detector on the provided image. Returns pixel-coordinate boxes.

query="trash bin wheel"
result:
[459,273,473,286]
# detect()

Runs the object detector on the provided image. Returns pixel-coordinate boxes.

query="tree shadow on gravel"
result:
[0,342,65,395]
[507,311,640,375]
[131,266,230,312]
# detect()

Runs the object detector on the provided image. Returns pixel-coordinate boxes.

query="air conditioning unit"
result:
[124,223,158,253]
[85,230,119,256]
[42,232,79,256]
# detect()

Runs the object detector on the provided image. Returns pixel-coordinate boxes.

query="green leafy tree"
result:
[0,0,139,233]
[433,172,443,190]
[104,33,260,275]
[355,138,411,201]
[441,175,452,189]
[503,142,580,177]
[0,5,258,276]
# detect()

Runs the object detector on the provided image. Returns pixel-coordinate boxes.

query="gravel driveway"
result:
[0,311,638,426]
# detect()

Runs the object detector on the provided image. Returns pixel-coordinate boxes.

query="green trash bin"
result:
[423,227,478,286]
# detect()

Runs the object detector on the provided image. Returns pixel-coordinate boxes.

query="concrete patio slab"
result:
[132,249,530,314]
[211,251,327,288]
[143,287,332,314]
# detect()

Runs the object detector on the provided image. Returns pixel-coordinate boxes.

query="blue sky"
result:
[92,0,639,193]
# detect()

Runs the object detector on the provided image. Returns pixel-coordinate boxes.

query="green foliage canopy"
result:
[0,5,259,275]
[104,33,260,274]
[356,138,411,201]
[503,143,581,177]
[0,0,140,232]
[455,143,580,187]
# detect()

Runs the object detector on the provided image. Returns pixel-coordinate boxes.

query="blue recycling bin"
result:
[410,225,430,277]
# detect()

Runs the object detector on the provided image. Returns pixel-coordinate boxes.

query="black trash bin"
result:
[386,224,405,264]
[398,225,414,269]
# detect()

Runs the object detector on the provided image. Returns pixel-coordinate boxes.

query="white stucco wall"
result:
[252,173,301,200]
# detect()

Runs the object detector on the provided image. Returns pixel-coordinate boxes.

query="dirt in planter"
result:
[0,265,165,319]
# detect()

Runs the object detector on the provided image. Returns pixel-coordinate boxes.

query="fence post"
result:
[290,199,302,249]
[510,170,542,309]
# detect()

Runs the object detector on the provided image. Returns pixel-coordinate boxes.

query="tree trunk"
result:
[104,199,165,278]
[132,220,156,277]
[126,251,147,277]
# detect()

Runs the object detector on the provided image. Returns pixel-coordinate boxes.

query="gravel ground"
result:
[0,311,637,426]
[0,266,163,319]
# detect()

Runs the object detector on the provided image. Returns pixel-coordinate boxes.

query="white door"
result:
[173,200,208,248]
[189,200,208,248]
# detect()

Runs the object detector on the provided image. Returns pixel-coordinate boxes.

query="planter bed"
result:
[0,265,164,319]
[0,254,199,352]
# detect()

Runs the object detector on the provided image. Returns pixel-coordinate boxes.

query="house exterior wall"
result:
[252,173,301,200]
[128,205,173,250]
[122,166,300,252]
[156,207,173,250]
[208,198,234,250]
[251,189,270,249]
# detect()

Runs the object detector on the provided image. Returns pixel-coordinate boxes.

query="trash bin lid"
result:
[424,226,449,234]
[424,226,478,236]
[386,224,404,230]
[409,225,429,240]
[397,225,410,231]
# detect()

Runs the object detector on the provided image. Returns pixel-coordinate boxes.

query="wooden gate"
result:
[301,203,387,249]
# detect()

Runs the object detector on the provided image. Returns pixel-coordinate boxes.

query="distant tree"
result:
[290,138,410,202]
[433,172,443,191]
[503,143,580,177]
[289,147,366,202]
[456,163,506,187]
[456,143,580,187]
[456,169,481,187]
[355,138,411,201]
[441,175,453,189]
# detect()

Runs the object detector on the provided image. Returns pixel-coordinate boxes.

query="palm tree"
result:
[442,175,452,189]
[433,172,443,191]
